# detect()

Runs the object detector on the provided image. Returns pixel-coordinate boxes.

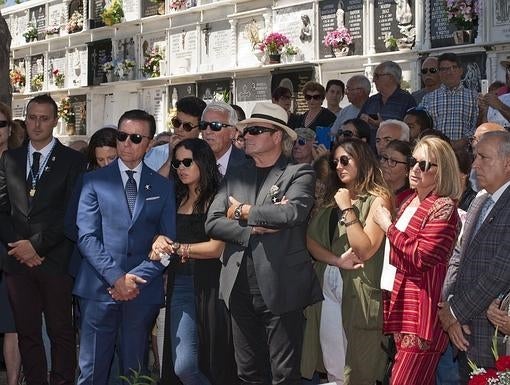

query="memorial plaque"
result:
[68,47,89,88]
[197,79,232,104]
[70,95,87,135]
[123,0,140,21]
[29,6,46,40]
[235,76,271,117]
[345,0,363,55]
[273,4,314,61]
[12,99,26,119]
[87,39,113,86]
[430,0,456,48]
[271,67,314,114]
[374,0,398,52]
[169,29,198,75]
[90,0,106,29]
[142,0,165,17]
[201,22,231,72]
[141,87,166,133]
[48,51,66,89]
[48,3,66,34]
[318,0,337,59]
[30,54,45,92]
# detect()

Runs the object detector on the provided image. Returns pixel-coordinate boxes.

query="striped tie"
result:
[125,170,137,217]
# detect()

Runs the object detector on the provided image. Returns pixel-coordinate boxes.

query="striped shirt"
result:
[420,84,478,141]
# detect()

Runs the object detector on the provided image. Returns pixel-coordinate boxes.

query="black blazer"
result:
[0,140,86,274]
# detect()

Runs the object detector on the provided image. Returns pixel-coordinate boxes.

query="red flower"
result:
[468,369,498,385]
[496,355,510,371]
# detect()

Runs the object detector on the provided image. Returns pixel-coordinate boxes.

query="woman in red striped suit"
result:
[374,136,462,385]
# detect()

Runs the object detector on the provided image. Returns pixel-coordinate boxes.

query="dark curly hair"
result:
[170,138,221,214]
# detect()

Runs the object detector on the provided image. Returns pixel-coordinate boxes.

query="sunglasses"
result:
[379,155,408,168]
[304,94,322,101]
[421,68,438,75]
[409,157,437,172]
[171,117,198,132]
[0,120,8,128]
[330,155,351,168]
[117,131,151,144]
[337,130,356,138]
[171,158,194,169]
[243,126,277,136]
[198,121,231,131]
[295,138,307,146]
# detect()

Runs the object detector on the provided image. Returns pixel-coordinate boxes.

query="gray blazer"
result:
[447,185,510,367]
[205,155,323,315]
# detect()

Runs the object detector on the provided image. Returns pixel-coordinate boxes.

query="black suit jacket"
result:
[0,140,86,274]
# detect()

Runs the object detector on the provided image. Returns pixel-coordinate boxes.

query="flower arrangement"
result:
[102,60,115,72]
[58,97,75,123]
[384,32,398,50]
[31,74,44,91]
[170,0,186,10]
[244,19,261,50]
[10,67,26,91]
[101,0,124,26]
[66,10,84,33]
[45,25,60,36]
[141,47,164,78]
[284,44,299,56]
[260,32,290,55]
[115,59,136,79]
[52,69,65,87]
[445,0,481,30]
[467,330,510,384]
[323,27,353,48]
[23,23,38,42]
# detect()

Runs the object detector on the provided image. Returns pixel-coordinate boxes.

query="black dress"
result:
[161,213,238,385]
[0,243,16,333]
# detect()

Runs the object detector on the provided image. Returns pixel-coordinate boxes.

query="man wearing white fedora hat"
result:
[206,102,323,384]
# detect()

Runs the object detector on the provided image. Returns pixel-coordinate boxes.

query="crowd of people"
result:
[1,50,510,385]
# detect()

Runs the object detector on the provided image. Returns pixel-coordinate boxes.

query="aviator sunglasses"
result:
[198,121,232,131]
[243,126,277,136]
[117,131,151,144]
[330,155,351,168]
[409,157,437,172]
[171,117,198,132]
[171,158,194,169]
[421,68,438,75]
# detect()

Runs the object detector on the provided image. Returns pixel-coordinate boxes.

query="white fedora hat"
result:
[237,102,297,141]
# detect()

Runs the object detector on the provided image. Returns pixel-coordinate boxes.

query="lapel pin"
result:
[51,156,56,162]
[269,185,280,203]
[145,184,151,191]
[45,166,51,172]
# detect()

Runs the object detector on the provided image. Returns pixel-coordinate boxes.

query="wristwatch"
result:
[234,203,245,220]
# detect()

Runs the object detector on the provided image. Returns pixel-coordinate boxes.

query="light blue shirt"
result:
[330,104,361,135]
[144,144,170,171]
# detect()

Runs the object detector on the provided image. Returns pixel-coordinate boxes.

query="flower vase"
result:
[268,54,281,64]
[253,50,265,63]
[105,71,113,82]
[65,122,76,135]
[333,46,349,57]
[127,70,135,81]
[453,30,474,45]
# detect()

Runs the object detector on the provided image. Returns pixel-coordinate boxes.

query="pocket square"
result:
[145,196,160,201]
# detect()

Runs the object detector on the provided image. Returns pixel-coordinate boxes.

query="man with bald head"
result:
[413,57,441,104]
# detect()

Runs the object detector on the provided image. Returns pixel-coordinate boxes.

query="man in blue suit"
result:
[73,110,176,385]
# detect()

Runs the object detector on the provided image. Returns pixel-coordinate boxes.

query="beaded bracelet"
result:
[181,243,191,263]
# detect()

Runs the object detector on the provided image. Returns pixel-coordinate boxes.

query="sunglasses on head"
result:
[304,94,322,101]
[0,120,8,128]
[337,130,356,138]
[421,68,438,75]
[171,158,194,169]
[409,157,437,172]
[198,121,231,131]
[243,126,277,136]
[330,155,350,168]
[171,117,198,132]
[117,131,151,144]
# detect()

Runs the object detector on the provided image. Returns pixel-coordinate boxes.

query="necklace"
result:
[28,142,56,197]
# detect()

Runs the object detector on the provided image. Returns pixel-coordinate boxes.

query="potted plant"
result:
[323,27,353,57]
[170,0,186,11]
[116,59,136,80]
[23,23,38,43]
[445,0,480,44]
[58,97,76,135]
[141,47,164,78]
[45,25,60,39]
[10,67,26,93]
[383,32,398,51]
[52,69,65,88]
[101,0,124,26]
[260,32,290,64]
[102,60,115,82]
[31,73,44,91]
[283,44,299,63]
[66,10,84,34]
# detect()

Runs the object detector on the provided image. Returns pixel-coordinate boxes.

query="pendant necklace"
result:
[28,143,56,197]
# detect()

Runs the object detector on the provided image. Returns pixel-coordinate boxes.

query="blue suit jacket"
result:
[73,160,176,304]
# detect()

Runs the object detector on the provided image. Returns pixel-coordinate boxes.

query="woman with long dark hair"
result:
[152,138,236,385]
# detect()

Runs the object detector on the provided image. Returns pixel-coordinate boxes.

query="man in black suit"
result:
[0,94,85,385]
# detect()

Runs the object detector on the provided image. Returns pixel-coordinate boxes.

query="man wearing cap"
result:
[292,127,316,164]
[205,102,323,385]
[479,58,510,128]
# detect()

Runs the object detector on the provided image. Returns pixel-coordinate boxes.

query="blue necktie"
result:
[125,170,137,217]
[473,195,494,236]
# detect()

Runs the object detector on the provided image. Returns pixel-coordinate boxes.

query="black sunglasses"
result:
[243,126,277,136]
[421,68,438,75]
[296,138,307,146]
[330,155,350,168]
[171,117,198,132]
[337,130,356,138]
[198,121,231,131]
[409,157,437,172]
[0,120,8,128]
[117,131,151,144]
[379,155,408,168]
[304,94,323,101]
[171,158,194,169]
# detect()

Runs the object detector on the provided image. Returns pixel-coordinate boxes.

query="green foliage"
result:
[119,368,156,385]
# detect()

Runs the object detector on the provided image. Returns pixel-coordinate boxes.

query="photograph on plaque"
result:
[374,0,415,53]
[67,0,84,34]
[199,21,231,72]
[169,28,198,75]
[140,33,167,78]
[168,84,196,117]
[429,0,456,48]
[29,6,46,41]
[30,54,45,93]
[48,51,67,90]
[271,67,314,114]
[87,39,113,86]
[237,17,266,67]
[197,79,232,104]
[273,3,314,62]
[142,0,166,17]
[68,47,88,88]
